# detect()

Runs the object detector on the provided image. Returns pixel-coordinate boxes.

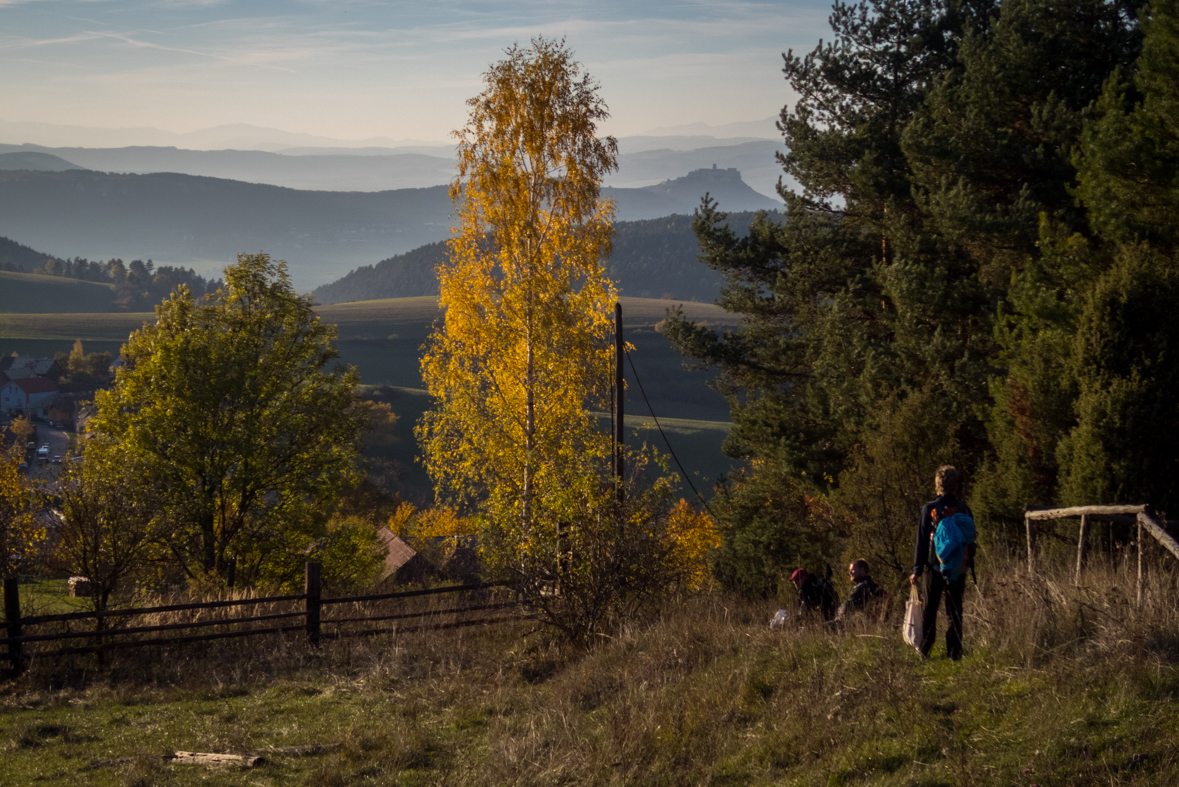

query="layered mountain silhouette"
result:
[0,168,780,289]
[0,151,86,172]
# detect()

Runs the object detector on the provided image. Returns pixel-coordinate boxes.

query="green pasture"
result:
[367,386,739,504]
[0,271,118,314]
[0,312,152,342]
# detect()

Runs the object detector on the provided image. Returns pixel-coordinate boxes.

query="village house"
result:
[0,356,63,382]
[1,376,60,419]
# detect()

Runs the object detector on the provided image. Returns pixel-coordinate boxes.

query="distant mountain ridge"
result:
[0,151,86,172]
[0,168,779,289]
[312,212,776,305]
[0,138,788,198]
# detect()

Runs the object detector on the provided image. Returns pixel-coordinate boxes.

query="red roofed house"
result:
[1,376,60,419]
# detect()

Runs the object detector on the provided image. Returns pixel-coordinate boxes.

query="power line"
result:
[623,348,715,516]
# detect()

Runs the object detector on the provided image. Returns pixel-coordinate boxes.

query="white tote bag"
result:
[902,584,923,647]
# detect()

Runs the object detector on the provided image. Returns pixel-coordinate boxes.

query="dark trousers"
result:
[920,570,966,660]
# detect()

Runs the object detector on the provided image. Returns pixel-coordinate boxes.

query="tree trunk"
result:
[523,329,535,531]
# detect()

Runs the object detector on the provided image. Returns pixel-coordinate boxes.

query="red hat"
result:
[790,568,808,583]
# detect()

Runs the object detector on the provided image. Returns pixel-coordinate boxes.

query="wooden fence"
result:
[1024,503,1179,604]
[1,562,518,676]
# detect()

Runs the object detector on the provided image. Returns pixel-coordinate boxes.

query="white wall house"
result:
[1,377,59,418]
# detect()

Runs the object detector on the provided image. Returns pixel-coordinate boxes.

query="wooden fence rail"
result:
[2,563,517,675]
[1024,503,1179,605]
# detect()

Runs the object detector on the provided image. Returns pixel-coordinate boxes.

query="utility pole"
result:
[614,301,624,501]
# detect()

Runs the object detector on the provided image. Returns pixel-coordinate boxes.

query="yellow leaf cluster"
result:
[664,499,722,590]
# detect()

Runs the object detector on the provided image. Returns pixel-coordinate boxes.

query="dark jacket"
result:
[841,577,885,617]
[798,575,840,621]
[913,494,973,578]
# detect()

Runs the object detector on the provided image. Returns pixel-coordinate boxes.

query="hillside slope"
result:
[2,561,1176,786]
[0,151,86,172]
[0,271,117,314]
[313,212,776,304]
[0,235,64,271]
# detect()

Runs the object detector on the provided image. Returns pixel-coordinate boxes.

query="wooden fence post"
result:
[305,562,321,645]
[4,577,23,675]
[1025,515,1036,575]
[1075,514,1090,586]
[1137,517,1144,608]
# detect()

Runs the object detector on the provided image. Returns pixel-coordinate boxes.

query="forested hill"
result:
[0,234,62,270]
[0,235,222,312]
[312,212,775,304]
[0,151,86,172]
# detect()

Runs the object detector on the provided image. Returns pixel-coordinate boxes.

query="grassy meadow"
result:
[0,271,118,315]
[2,555,1177,786]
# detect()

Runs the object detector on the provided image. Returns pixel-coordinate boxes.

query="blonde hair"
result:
[935,465,959,495]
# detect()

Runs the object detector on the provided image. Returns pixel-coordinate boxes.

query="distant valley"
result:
[0,166,779,289]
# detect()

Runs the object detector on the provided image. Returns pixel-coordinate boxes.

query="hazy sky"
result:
[0,0,832,144]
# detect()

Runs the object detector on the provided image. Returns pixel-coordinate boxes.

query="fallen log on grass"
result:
[90,742,342,768]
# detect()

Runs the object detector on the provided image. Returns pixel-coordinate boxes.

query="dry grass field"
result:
[2,554,1177,786]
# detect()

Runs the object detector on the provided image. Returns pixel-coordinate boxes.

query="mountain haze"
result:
[0,151,86,172]
[0,168,778,289]
[0,138,787,197]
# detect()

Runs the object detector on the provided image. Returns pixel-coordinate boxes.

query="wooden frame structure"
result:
[1024,504,1179,605]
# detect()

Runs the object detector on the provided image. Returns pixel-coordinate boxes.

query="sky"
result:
[0,0,833,146]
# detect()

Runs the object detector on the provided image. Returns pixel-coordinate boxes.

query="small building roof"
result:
[1,357,57,376]
[14,377,59,395]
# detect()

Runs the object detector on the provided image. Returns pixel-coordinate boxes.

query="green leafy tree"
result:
[0,447,42,577]
[91,253,368,585]
[54,340,113,386]
[54,439,160,611]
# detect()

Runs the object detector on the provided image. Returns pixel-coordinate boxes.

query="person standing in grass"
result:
[909,466,972,660]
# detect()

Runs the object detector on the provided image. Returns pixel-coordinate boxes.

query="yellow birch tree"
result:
[417,38,618,537]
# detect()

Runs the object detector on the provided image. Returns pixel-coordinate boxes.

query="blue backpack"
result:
[934,512,976,581]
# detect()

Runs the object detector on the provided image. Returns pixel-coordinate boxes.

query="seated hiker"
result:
[837,559,886,620]
[790,567,839,621]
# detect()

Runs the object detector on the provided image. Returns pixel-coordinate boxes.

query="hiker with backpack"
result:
[909,465,976,660]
